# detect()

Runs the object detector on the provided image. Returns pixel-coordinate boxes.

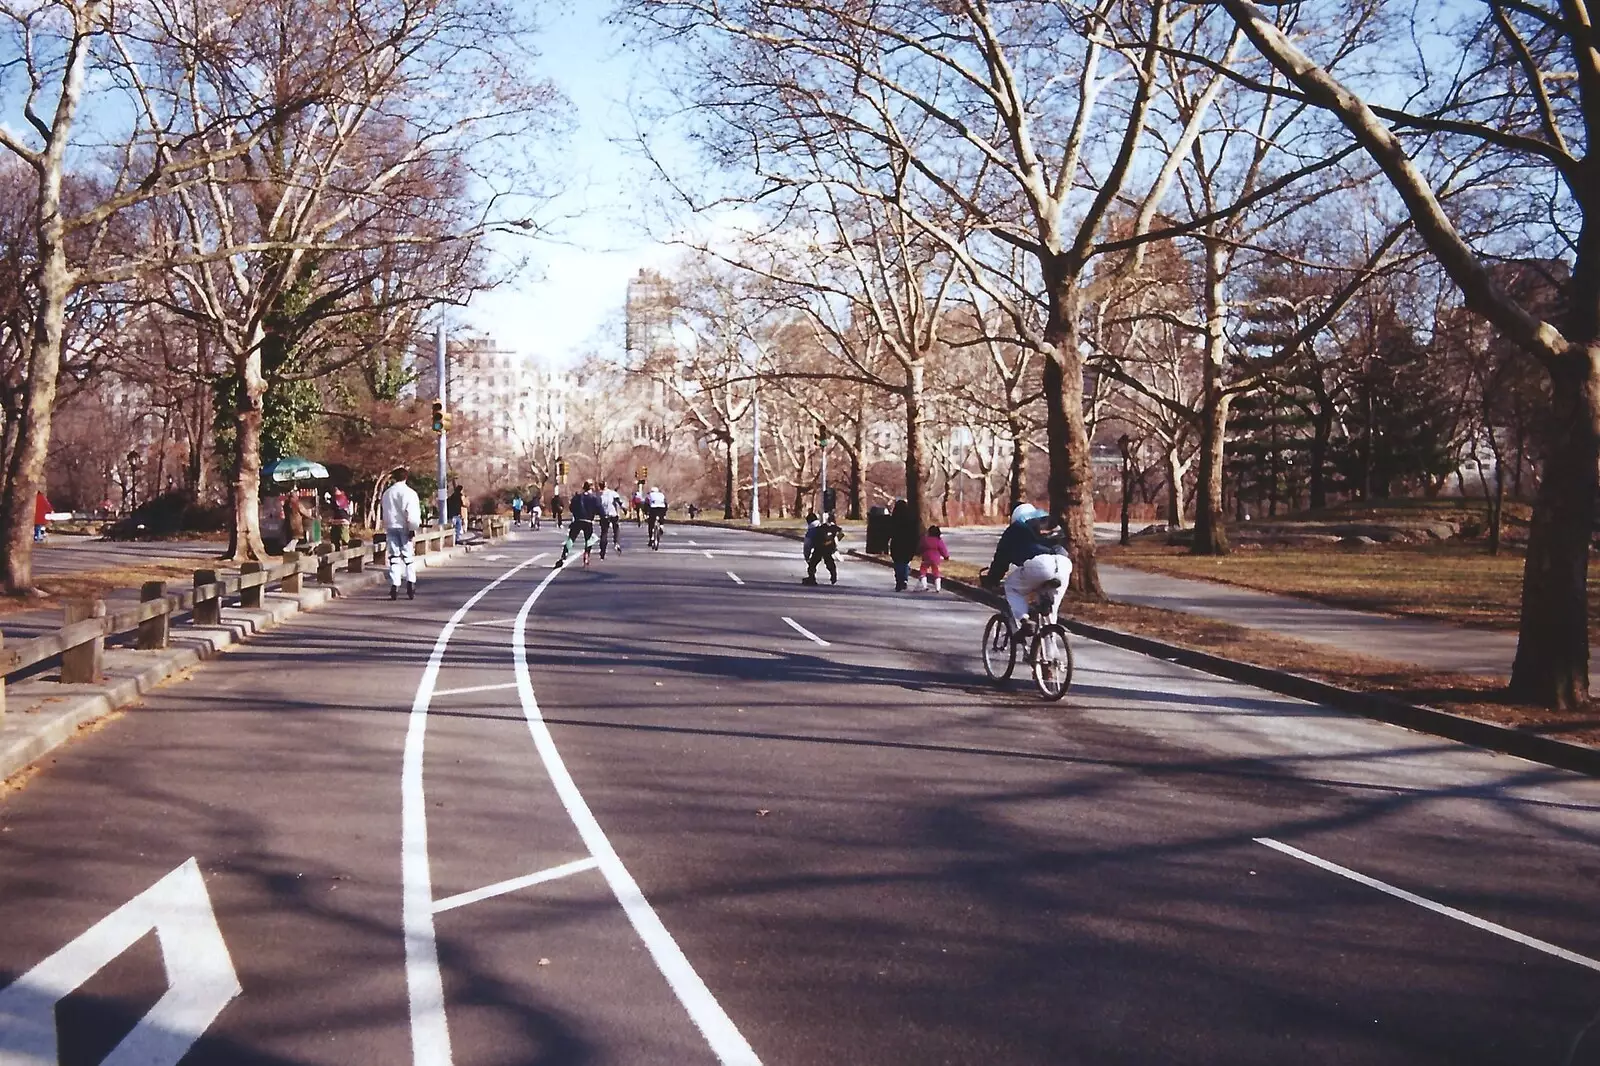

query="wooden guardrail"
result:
[0,526,468,720]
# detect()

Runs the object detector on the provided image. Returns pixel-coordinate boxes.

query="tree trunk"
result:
[1165,440,1187,528]
[1190,243,1232,556]
[1041,292,1103,598]
[1509,353,1599,710]
[1,238,70,593]
[1308,407,1333,511]
[1007,414,1028,515]
[903,367,928,528]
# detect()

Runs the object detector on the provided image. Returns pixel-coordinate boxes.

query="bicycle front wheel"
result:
[981,614,1016,681]
[1031,624,1073,701]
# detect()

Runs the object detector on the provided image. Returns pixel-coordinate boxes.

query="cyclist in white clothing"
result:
[985,504,1072,631]
[381,466,422,600]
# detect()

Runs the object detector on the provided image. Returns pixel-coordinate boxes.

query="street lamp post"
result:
[126,450,141,512]
[750,388,761,527]
[1119,434,1133,546]
[435,322,449,529]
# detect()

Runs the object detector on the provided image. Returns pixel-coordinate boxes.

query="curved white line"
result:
[404,552,548,1066]
[512,569,763,1065]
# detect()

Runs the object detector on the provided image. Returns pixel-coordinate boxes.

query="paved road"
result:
[939,526,1539,674]
[1,524,1598,1064]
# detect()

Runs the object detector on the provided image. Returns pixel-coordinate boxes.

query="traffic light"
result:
[431,401,443,433]
[815,424,831,448]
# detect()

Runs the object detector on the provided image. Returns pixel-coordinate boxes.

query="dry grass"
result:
[1099,539,1600,638]
[0,558,230,618]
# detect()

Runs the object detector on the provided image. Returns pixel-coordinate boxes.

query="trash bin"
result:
[865,505,891,554]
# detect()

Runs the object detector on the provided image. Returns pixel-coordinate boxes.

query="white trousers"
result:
[1004,554,1072,624]
[387,530,416,586]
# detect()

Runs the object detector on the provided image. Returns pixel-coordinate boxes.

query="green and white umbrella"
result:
[261,457,330,484]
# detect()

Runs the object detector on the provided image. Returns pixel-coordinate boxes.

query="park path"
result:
[937,526,1556,676]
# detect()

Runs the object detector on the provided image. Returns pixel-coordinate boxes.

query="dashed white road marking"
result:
[432,681,521,698]
[404,550,550,1066]
[432,858,601,914]
[781,617,831,647]
[513,571,763,1065]
[703,550,714,559]
[727,571,744,586]
[461,617,519,628]
[1255,837,1600,973]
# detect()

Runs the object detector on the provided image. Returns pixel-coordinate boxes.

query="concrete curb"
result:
[692,520,1600,778]
[0,536,496,787]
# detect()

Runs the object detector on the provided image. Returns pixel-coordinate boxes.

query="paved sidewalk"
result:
[937,526,1544,677]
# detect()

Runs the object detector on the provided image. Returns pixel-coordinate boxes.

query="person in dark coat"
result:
[888,498,920,591]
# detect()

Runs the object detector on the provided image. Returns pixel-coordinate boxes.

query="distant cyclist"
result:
[559,480,603,565]
[646,485,667,544]
[529,499,542,530]
[984,504,1071,633]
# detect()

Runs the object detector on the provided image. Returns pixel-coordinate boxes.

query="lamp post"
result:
[1118,434,1133,546]
[126,450,141,512]
[435,322,449,529]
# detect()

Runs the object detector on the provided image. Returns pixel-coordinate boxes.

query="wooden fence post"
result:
[240,562,263,608]
[194,569,221,625]
[61,599,105,684]
[0,632,8,722]
[348,538,365,574]
[137,582,169,650]
[281,551,304,594]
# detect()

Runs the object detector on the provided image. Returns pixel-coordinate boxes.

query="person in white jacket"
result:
[381,467,423,600]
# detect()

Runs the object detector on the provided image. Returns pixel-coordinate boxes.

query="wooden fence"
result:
[0,516,509,721]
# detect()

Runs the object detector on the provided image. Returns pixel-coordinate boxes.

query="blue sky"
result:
[462,3,679,367]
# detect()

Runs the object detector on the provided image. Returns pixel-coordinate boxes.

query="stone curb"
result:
[0,537,495,787]
[690,521,1600,778]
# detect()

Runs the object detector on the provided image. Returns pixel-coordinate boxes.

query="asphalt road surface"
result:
[1,523,1598,1065]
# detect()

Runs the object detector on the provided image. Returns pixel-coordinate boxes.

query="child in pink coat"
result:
[918,525,950,592]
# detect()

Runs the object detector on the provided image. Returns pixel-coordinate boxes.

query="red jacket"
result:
[33,492,50,525]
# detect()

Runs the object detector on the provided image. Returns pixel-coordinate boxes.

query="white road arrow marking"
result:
[0,858,241,1066]
[482,554,507,562]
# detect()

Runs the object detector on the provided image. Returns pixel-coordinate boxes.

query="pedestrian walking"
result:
[329,486,352,548]
[32,490,51,543]
[889,498,919,591]
[381,467,422,600]
[511,493,524,526]
[802,512,844,586]
[283,490,310,551]
[551,492,564,525]
[447,484,466,541]
[598,480,624,553]
[918,524,950,592]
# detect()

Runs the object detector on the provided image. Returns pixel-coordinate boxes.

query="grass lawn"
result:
[1098,539,1600,641]
[0,557,237,617]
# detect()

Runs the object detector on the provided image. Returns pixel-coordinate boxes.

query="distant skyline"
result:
[460,5,678,369]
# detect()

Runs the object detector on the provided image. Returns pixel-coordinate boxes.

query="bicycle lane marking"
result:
[781,617,831,647]
[1255,837,1600,973]
[403,551,550,1066]
[512,567,764,1066]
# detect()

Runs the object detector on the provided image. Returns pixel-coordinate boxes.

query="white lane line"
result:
[703,550,715,559]
[404,550,549,1066]
[727,571,744,586]
[687,539,699,546]
[432,858,601,914]
[461,617,519,628]
[1255,838,1600,974]
[432,681,520,699]
[781,617,831,647]
[513,573,763,1065]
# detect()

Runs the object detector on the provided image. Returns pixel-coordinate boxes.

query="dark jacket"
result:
[889,503,920,562]
[570,491,603,522]
[989,521,1068,577]
[447,488,464,519]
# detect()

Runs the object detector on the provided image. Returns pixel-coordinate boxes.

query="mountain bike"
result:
[978,572,1073,701]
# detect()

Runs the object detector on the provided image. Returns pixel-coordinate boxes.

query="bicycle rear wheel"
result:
[1031,624,1073,701]
[981,614,1016,681]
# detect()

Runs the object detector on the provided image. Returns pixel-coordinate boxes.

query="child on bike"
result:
[917,524,950,592]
